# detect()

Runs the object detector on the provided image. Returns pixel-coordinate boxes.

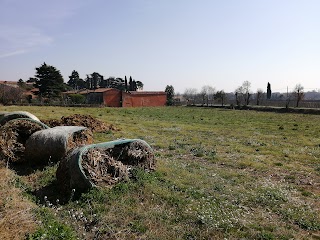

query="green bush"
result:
[69,94,86,104]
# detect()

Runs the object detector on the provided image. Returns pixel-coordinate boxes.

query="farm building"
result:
[64,88,167,107]
[122,91,167,107]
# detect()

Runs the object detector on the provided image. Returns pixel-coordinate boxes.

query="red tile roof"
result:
[126,91,166,95]
[63,89,166,95]
[64,88,119,94]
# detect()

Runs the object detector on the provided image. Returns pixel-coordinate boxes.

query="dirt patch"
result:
[42,114,119,133]
[0,119,47,163]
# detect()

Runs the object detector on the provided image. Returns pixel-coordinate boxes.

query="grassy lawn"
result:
[0,105,319,239]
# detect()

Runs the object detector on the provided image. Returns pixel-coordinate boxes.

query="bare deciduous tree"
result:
[207,86,215,106]
[256,89,263,105]
[215,90,226,106]
[200,85,215,106]
[235,86,244,106]
[293,84,304,107]
[235,81,252,106]
[200,87,207,106]
[0,84,24,105]
[242,80,251,105]
[183,88,198,105]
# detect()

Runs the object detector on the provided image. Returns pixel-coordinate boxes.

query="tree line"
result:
[183,81,305,108]
[18,62,144,100]
[68,71,143,92]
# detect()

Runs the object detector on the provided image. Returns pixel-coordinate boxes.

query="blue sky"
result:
[0,0,319,93]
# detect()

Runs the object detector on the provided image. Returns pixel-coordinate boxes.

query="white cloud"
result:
[0,50,27,59]
[0,25,53,58]
[0,0,86,58]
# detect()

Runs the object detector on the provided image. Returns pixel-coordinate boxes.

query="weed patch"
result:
[27,208,76,240]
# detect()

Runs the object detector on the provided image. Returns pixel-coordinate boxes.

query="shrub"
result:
[69,94,86,104]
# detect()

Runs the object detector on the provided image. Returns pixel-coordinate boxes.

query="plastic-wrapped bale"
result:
[0,111,40,126]
[25,126,93,163]
[0,111,8,121]
[0,118,49,163]
[56,139,155,194]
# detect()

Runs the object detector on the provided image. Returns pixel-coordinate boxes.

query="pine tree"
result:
[136,81,143,90]
[68,70,81,90]
[165,85,175,106]
[133,80,137,91]
[34,62,64,99]
[91,72,101,89]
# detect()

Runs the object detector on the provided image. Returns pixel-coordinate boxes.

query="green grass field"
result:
[1,105,319,239]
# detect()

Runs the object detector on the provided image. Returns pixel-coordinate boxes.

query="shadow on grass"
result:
[32,180,80,205]
[11,161,84,204]
[10,161,52,176]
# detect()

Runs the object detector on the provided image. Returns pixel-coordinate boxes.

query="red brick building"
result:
[87,88,122,107]
[122,91,167,107]
[64,88,167,107]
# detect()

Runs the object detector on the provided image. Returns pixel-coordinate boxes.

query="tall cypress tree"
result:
[267,82,272,99]
[129,76,133,91]
[125,76,128,91]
